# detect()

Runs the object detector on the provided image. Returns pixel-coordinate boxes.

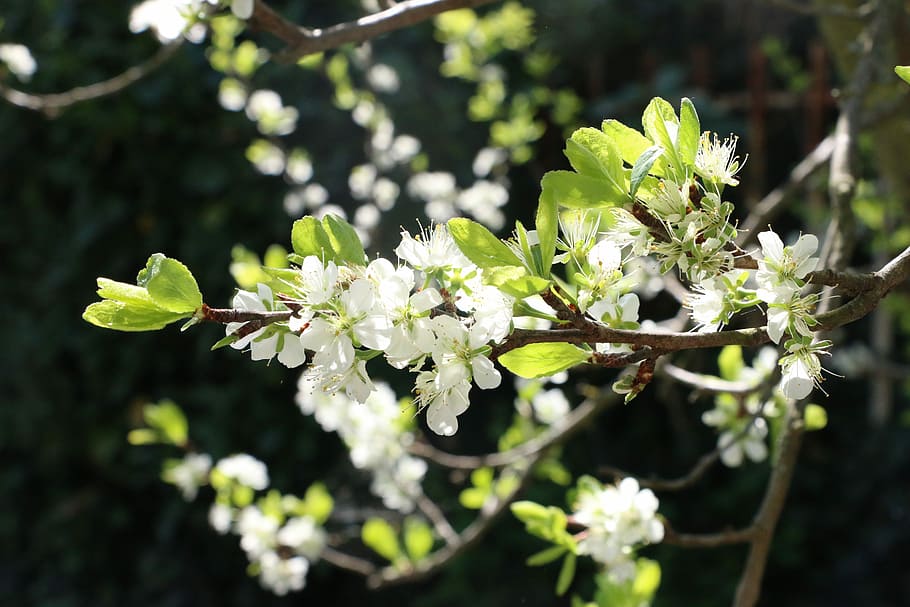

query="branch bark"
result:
[250,0,501,62]
[0,42,182,117]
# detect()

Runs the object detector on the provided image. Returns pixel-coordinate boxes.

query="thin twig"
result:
[409,394,616,469]
[250,0,501,62]
[0,42,182,117]
[662,523,756,548]
[416,491,460,546]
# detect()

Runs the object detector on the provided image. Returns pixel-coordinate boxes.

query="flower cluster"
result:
[227,223,512,436]
[572,477,664,582]
[701,347,780,467]
[755,231,828,399]
[160,450,329,595]
[297,380,428,512]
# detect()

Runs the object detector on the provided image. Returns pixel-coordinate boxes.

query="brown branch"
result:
[366,454,543,588]
[415,491,459,546]
[320,545,378,577]
[663,523,756,548]
[410,393,616,469]
[661,362,765,396]
[250,0,501,62]
[0,42,182,117]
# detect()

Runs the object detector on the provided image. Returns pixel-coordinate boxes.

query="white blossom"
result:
[257,551,308,595]
[0,43,36,81]
[215,454,269,490]
[163,453,211,500]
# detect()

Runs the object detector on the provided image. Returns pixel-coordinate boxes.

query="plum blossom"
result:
[695,132,745,187]
[573,477,664,582]
[214,453,269,490]
[226,283,306,367]
[163,453,211,500]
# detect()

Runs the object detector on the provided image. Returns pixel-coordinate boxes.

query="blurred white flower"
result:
[367,63,401,93]
[0,43,36,81]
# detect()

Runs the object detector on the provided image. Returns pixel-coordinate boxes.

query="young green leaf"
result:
[143,254,204,313]
[641,97,683,177]
[82,300,189,332]
[361,518,401,563]
[804,404,828,431]
[485,266,551,298]
[540,171,626,209]
[601,119,663,175]
[526,545,569,567]
[143,399,188,447]
[291,216,333,259]
[95,278,156,307]
[322,214,367,266]
[301,482,334,525]
[448,217,522,269]
[717,345,744,381]
[567,128,627,193]
[499,342,589,378]
[629,145,664,197]
[403,517,434,562]
[536,184,558,276]
[556,552,577,596]
[896,65,910,85]
[677,97,700,166]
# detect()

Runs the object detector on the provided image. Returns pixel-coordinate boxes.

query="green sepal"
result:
[448,217,522,269]
[540,170,627,209]
[499,342,589,378]
[211,333,239,351]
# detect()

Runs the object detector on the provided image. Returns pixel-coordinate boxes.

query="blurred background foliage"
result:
[2,1,909,605]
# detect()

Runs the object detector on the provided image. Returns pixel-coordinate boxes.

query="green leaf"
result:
[302,482,334,525]
[143,254,204,313]
[717,345,744,381]
[361,518,401,563]
[403,517,434,562]
[448,218,522,269]
[459,487,488,510]
[641,97,682,176]
[499,342,589,378]
[322,214,367,266]
[601,119,663,175]
[485,265,551,298]
[565,128,626,195]
[804,404,828,431]
[633,558,662,598]
[556,552,577,596]
[511,500,550,524]
[83,300,189,332]
[95,278,156,307]
[291,216,334,260]
[678,97,700,167]
[896,65,910,85]
[143,399,188,446]
[527,545,568,567]
[630,145,664,197]
[536,183,558,276]
[127,428,158,445]
[540,170,626,209]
